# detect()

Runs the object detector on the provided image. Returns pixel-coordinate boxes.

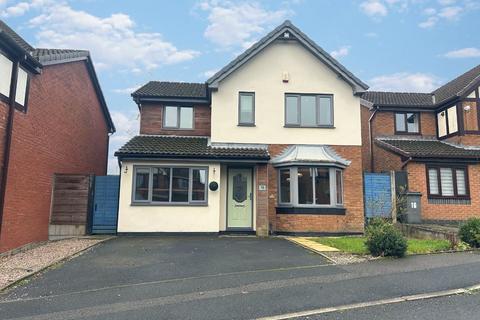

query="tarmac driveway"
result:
[1,236,330,300]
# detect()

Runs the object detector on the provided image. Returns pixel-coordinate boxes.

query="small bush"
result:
[459,218,480,248]
[365,218,407,257]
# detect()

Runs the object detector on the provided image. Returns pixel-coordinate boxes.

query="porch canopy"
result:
[271,145,350,168]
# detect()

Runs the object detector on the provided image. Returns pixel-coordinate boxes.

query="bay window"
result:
[133,166,208,204]
[278,166,343,207]
[15,67,28,107]
[427,165,469,198]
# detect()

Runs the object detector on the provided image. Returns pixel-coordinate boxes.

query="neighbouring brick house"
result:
[0,20,115,252]
[115,20,367,235]
[361,64,480,223]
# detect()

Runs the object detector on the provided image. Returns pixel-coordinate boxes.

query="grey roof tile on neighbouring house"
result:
[132,81,208,99]
[32,49,90,65]
[361,92,434,107]
[0,19,34,52]
[207,20,369,93]
[432,64,480,104]
[375,137,480,159]
[115,135,270,161]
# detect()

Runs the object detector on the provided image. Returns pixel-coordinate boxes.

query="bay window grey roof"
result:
[132,82,209,100]
[271,145,351,167]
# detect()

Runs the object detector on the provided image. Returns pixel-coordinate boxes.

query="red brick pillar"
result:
[256,164,269,236]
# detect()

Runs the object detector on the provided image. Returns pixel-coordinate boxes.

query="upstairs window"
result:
[238,92,255,125]
[15,67,28,107]
[427,165,468,198]
[437,106,458,138]
[164,106,193,129]
[285,94,333,127]
[0,53,13,99]
[395,112,419,134]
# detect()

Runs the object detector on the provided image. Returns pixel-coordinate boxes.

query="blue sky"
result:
[1,0,479,172]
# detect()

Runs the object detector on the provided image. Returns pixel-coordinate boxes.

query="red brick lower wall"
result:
[406,162,480,222]
[257,144,364,234]
[0,62,109,253]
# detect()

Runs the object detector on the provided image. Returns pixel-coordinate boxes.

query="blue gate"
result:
[91,175,120,234]
[364,173,392,219]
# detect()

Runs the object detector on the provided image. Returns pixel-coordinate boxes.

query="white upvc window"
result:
[15,67,28,106]
[0,53,13,98]
[163,106,194,129]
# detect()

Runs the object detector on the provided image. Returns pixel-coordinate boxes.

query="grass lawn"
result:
[312,237,451,255]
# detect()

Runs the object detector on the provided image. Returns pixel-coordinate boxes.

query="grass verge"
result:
[312,236,451,255]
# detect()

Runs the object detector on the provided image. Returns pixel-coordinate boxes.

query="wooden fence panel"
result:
[50,174,93,225]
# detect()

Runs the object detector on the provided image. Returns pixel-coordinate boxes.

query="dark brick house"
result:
[361,64,480,223]
[0,20,115,252]
[116,21,367,236]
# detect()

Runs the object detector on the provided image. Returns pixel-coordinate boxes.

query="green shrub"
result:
[459,218,480,248]
[365,218,407,257]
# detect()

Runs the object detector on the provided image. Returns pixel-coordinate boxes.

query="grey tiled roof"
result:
[115,135,270,160]
[32,49,90,64]
[132,82,208,99]
[432,64,480,104]
[375,137,480,159]
[361,92,434,107]
[0,20,34,52]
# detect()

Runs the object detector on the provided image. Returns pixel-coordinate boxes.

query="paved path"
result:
[0,237,479,320]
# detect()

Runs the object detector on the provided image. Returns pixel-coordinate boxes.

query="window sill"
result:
[427,197,470,205]
[238,123,256,127]
[283,125,335,129]
[131,202,208,207]
[276,206,346,215]
[162,127,195,131]
[0,93,9,104]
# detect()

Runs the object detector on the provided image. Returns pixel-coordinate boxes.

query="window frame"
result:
[394,112,420,134]
[277,166,344,208]
[132,165,208,205]
[0,51,14,103]
[14,66,30,112]
[162,106,195,130]
[238,91,255,126]
[426,164,470,199]
[284,93,334,128]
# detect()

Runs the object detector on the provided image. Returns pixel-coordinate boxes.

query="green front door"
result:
[227,168,253,230]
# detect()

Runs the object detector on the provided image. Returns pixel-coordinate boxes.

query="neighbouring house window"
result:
[427,165,468,198]
[278,166,343,207]
[0,53,13,99]
[436,106,458,138]
[15,67,28,107]
[133,166,208,204]
[395,112,419,134]
[238,92,255,125]
[285,94,334,127]
[164,106,193,129]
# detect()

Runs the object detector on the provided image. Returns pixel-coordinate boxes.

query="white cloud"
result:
[438,0,456,5]
[424,7,437,15]
[202,69,218,78]
[444,47,480,58]
[24,3,199,71]
[1,0,54,17]
[360,0,388,17]
[419,16,439,28]
[113,85,142,95]
[330,46,350,59]
[438,6,462,19]
[369,72,442,92]
[198,0,290,50]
